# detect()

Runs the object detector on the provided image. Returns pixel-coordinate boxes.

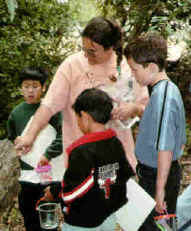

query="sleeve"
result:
[123,160,135,179]
[61,149,94,205]
[181,103,186,145]
[119,145,135,180]
[41,59,71,115]
[154,88,176,151]
[50,182,62,202]
[7,113,16,142]
[157,106,176,151]
[44,112,63,160]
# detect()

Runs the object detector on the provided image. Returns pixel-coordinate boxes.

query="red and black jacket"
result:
[51,129,134,228]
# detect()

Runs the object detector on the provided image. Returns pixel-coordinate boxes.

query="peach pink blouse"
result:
[42,51,148,159]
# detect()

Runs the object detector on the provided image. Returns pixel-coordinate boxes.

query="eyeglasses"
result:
[80,45,97,56]
[22,85,41,91]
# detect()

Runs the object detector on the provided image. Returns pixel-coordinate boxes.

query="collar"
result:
[148,79,169,96]
[66,129,116,155]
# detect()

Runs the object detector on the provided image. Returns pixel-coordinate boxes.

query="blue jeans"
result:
[62,213,117,231]
[177,184,191,231]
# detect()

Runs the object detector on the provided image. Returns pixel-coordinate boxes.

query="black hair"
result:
[19,67,49,85]
[82,16,123,71]
[72,88,113,124]
[124,32,167,71]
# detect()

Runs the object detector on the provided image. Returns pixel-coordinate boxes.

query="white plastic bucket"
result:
[38,202,59,230]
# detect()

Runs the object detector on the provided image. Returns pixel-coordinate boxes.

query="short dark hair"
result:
[72,88,113,124]
[19,67,49,85]
[124,32,167,71]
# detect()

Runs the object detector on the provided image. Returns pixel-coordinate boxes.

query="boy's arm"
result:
[155,150,173,213]
[43,184,62,202]
[61,149,94,204]
[49,183,62,202]
[43,112,63,161]
[123,158,135,179]
[45,154,90,204]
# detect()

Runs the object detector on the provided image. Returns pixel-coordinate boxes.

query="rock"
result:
[0,139,20,221]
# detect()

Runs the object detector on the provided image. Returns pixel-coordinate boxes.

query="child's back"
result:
[47,88,134,231]
[63,128,134,227]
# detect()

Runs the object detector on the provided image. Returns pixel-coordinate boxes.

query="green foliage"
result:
[96,0,191,39]
[68,0,99,26]
[167,48,191,156]
[6,0,18,22]
[184,122,191,156]
[0,0,98,139]
[0,0,75,139]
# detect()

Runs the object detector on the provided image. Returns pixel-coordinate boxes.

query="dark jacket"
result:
[51,129,134,228]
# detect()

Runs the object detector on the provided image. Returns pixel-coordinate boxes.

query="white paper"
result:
[115,178,156,231]
[20,116,65,182]
[21,116,57,168]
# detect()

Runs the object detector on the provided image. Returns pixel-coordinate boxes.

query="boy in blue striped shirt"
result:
[124,33,186,231]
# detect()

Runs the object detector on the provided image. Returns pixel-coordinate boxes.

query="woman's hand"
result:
[14,135,34,155]
[112,101,139,121]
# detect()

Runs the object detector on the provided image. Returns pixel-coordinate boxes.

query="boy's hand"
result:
[14,135,34,154]
[38,156,50,166]
[155,189,166,214]
[44,186,55,201]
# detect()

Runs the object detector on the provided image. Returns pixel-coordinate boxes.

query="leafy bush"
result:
[0,0,77,138]
[96,0,191,39]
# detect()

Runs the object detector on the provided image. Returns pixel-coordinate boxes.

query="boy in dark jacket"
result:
[44,88,134,231]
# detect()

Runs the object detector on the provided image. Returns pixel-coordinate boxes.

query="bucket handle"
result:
[154,213,176,221]
[154,212,177,231]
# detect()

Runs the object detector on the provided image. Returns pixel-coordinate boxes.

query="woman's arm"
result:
[15,104,53,153]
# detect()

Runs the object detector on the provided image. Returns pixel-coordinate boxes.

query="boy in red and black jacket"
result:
[45,88,134,230]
